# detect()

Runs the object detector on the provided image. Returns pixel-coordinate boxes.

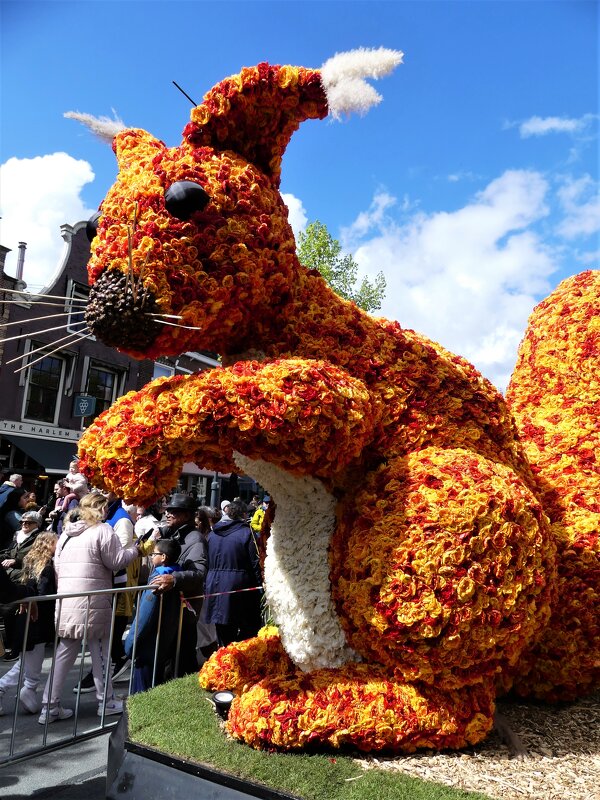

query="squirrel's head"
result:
[67,49,402,359]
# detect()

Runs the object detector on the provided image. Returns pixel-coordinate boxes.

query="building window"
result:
[23,352,65,424]
[83,363,120,423]
[153,362,175,380]
[67,281,90,335]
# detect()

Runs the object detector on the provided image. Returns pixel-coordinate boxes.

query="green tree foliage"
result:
[297,220,386,312]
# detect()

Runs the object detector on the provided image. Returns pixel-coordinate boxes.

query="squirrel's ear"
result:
[320,47,404,119]
[64,111,126,143]
[64,112,165,170]
[182,48,402,185]
[112,129,166,171]
[183,64,327,186]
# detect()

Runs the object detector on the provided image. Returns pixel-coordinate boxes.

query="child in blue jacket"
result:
[124,538,181,693]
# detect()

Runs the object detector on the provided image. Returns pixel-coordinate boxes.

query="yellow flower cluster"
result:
[507,270,600,700]
[199,626,293,695]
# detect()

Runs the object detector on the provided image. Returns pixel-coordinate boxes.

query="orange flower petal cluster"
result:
[507,270,600,700]
[89,125,297,359]
[199,626,294,695]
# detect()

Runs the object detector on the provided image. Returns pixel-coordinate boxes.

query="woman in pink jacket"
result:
[39,492,141,724]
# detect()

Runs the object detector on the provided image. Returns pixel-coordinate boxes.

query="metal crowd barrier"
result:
[1,583,187,766]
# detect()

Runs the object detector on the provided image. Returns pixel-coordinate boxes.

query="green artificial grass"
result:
[127,675,491,800]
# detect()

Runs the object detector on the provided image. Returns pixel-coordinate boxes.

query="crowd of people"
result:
[0,465,268,724]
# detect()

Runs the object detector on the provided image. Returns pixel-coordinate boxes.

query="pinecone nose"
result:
[85,269,162,350]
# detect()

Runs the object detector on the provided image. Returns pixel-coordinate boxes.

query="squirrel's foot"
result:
[227,663,496,753]
[199,626,294,694]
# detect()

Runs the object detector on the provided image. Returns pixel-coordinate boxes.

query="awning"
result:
[3,434,78,474]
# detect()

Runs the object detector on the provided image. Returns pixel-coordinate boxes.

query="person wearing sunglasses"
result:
[0,510,43,662]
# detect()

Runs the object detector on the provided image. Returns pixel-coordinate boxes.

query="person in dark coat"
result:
[0,487,27,551]
[0,474,23,513]
[124,538,182,693]
[150,493,207,675]
[0,532,57,715]
[1,510,44,582]
[1,509,43,660]
[0,565,33,604]
[203,498,263,648]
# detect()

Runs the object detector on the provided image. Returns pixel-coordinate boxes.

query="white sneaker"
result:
[38,704,74,724]
[20,685,41,714]
[98,697,123,717]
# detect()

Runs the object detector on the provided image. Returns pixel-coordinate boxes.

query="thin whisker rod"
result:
[151,319,203,331]
[145,313,184,320]
[0,320,87,345]
[4,288,88,303]
[6,327,90,364]
[135,251,151,303]
[6,328,85,365]
[13,331,93,373]
[0,311,73,328]
[0,299,84,308]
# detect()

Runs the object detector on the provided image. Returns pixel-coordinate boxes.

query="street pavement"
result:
[0,648,131,799]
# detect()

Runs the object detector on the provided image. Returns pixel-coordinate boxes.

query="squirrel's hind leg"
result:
[228,663,496,753]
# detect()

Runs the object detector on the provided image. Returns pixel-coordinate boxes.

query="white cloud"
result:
[447,171,481,183]
[340,190,396,247]
[556,174,600,238]
[281,192,307,237]
[349,170,558,391]
[0,153,95,290]
[518,114,594,138]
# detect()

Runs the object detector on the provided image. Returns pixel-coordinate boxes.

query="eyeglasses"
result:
[21,521,36,526]
[151,552,163,556]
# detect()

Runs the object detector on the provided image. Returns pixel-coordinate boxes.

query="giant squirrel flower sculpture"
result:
[67,48,598,753]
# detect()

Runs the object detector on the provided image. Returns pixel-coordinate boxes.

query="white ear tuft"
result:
[320,47,404,120]
[64,111,127,143]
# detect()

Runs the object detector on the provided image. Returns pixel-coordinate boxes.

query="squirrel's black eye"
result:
[164,181,210,221]
[86,211,101,242]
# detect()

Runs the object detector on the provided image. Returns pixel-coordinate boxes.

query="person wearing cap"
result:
[250,495,270,537]
[220,500,231,520]
[150,493,207,675]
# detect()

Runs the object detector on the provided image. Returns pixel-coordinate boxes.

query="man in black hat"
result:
[151,493,207,675]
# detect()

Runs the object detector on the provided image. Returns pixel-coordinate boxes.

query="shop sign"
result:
[0,419,82,441]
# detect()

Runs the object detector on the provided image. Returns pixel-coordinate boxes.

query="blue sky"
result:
[1,0,598,389]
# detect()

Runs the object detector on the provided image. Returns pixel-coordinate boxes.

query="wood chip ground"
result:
[356,691,600,799]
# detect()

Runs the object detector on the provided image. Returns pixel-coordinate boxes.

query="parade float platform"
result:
[106,674,486,800]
